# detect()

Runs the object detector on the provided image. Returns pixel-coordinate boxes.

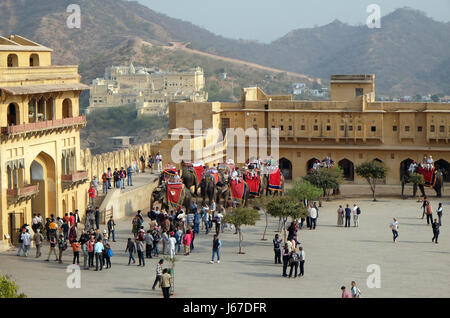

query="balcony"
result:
[61,171,89,190]
[7,184,39,205]
[1,115,86,138]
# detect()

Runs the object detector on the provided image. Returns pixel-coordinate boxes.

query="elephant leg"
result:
[401,182,405,199]
[419,184,426,197]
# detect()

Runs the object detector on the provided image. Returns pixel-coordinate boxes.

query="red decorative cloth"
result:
[167,183,185,208]
[418,166,437,187]
[193,166,204,182]
[245,173,260,196]
[268,168,282,191]
[231,179,246,202]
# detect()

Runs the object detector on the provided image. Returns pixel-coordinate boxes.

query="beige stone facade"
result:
[88,64,207,115]
[163,75,450,185]
[0,35,91,249]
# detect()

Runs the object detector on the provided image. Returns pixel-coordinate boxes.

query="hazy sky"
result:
[137,0,450,42]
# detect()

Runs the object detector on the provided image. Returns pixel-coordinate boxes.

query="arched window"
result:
[307,158,319,172]
[400,158,414,181]
[279,158,292,180]
[62,98,73,118]
[29,54,39,67]
[7,103,20,126]
[435,159,450,182]
[7,54,18,67]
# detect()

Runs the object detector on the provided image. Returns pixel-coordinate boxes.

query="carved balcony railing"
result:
[7,184,39,205]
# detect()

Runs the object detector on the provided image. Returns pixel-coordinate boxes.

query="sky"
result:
[137,0,450,43]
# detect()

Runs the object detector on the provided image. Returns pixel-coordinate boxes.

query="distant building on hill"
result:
[87,64,207,115]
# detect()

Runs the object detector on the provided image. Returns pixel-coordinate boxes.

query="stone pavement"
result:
[1,196,449,298]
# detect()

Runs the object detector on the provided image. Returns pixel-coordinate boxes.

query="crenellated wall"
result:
[80,143,153,180]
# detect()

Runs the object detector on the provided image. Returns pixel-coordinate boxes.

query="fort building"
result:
[162,74,450,185]
[88,64,207,115]
[0,35,90,249]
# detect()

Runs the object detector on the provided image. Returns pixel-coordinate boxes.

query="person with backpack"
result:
[126,238,136,265]
[288,247,300,278]
[353,204,360,227]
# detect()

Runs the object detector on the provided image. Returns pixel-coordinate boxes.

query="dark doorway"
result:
[338,159,354,181]
[306,158,319,172]
[279,158,292,180]
[435,159,450,182]
[400,158,414,181]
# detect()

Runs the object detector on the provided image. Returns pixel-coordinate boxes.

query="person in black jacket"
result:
[273,234,282,264]
[432,218,440,244]
[126,238,136,265]
[281,243,290,277]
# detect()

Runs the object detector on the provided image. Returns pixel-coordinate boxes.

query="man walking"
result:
[156,152,163,172]
[107,216,116,242]
[344,204,351,228]
[152,259,164,290]
[210,234,221,264]
[309,205,317,230]
[426,200,433,225]
[299,246,306,277]
[46,234,58,261]
[21,229,32,257]
[33,229,44,258]
[161,268,172,298]
[127,165,133,186]
[391,218,399,243]
[432,218,440,244]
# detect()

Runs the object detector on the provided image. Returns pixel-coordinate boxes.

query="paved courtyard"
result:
[1,196,449,298]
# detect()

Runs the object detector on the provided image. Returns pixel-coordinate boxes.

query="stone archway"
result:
[62,98,73,118]
[29,53,39,67]
[338,158,354,181]
[30,152,56,218]
[435,159,450,182]
[306,158,319,173]
[279,157,292,180]
[7,54,18,67]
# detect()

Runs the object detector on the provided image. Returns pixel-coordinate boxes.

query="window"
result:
[313,125,318,131]
[418,126,423,132]
[405,126,410,132]
[393,126,398,131]
[371,126,376,132]
[348,126,353,131]
[357,126,362,131]
[301,125,305,130]
[280,125,284,131]
[340,125,345,131]
[355,88,364,96]
[288,126,293,131]
[440,126,445,133]
[326,125,331,131]
[430,125,435,132]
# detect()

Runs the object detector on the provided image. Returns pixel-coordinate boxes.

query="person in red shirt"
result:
[88,186,96,207]
[69,212,75,227]
[72,240,81,265]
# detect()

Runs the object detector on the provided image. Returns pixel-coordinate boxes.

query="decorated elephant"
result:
[150,182,192,213]
[216,171,231,207]
[200,173,216,206]
[181,167,199,196]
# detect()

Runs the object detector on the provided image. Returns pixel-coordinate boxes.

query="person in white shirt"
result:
[155,152,163,172]
[309,206,317,230]
[168,233,177,259]
[20,230,32,257]
[299,246,306,277]
[390,218,399,243]
[408,161,418,174]
[352,204,359,227]
[436,203,443,226]
[351,281,361,298]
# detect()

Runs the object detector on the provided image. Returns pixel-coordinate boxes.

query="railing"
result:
[6,184,39,201]
[1,115,86,135]
[61,171,89,182]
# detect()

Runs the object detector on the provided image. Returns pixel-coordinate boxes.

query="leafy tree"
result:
[266,197,308,241]
[409,172,425,186]
[355,161,389,201]
[303,166,343,199]
[223,208,260,254]
[287,179,323,202]
[0,274,26,298]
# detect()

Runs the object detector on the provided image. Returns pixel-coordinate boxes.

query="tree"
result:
[303,166,343,199]
[0,274,26,298]
[355,161,389,201]
[266,197,308,241]
[409,172,425,199]
[287,179,323,202]
[223,208,260,254]
[253,196,276,241]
